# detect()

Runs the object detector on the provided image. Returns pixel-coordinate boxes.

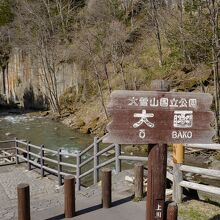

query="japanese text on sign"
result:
[128,97,197,108]
[103,90,215,144]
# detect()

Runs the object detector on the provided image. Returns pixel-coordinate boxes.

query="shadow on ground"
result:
[46,195,133,220]
[209,215,220,220]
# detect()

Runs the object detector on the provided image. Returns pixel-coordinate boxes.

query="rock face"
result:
[80,117,99,134]
[0,49,78,110]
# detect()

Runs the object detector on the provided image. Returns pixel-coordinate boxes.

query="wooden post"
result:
[64,176,75,218]
[27,142,31,171]
[17,183,30,220]
[57,149,62,186]
[147,80,170,220]
[134,163,144,200]
[173,164,183,203]
[40,145,45,178]
[172,144,184,203]
[2,150,5,163]
[102,168,112,208]
[173,144,184,164]
[166,202,178,220]
[76,151,81,191]
[15,138,19,164]
[94,137,99,184]
[147,144,167,220]
[115,144,121,174]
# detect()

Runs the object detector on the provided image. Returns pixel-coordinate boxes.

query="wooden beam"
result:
[179,181,220,195]
[180,165,220,178]
[185,144,220,150]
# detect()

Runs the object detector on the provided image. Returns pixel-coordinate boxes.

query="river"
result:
[0,114,93,153]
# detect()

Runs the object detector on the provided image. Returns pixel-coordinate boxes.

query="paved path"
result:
[0,164,174,220]
[33,194,146,220]
[0,164,148,220]
[31,169,147,220]
[0,165,64,220]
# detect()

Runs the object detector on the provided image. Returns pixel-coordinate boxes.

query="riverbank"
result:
[56,95,108,136]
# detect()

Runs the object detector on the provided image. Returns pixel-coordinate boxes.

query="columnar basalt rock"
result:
[0,49,76,110]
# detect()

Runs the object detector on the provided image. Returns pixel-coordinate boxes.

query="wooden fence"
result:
[173,143,220,203]
[0,138,219,203]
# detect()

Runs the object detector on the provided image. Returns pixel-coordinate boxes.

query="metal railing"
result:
[0,138,219,201]
[76,136,151,190]
[0,139,77,185]
[0,142,16,165]
[0,137,152,189]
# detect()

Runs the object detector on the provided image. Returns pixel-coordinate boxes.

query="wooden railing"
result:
[173,143,220,203]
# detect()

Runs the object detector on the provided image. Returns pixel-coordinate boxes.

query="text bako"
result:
[172,130,192,139]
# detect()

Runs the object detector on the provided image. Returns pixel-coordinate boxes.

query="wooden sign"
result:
[103,90,215,144]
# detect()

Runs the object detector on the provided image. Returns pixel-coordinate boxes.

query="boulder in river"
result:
[5,132,12,136]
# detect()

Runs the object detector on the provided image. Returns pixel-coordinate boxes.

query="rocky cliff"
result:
[0,48,79,110]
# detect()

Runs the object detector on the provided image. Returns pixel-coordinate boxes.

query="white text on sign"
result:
[128,97,197,109]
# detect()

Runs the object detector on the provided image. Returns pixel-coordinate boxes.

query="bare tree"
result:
[150,0,163,66]
[206,0,220,138]
[74,25,109,119]
[13,0,79,113]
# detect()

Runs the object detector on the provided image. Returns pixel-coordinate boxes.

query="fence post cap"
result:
[134,162,144,167]
[64,175,75,180]
[168,201,178,207]
[17,183,29,189]
[101,168,112,173]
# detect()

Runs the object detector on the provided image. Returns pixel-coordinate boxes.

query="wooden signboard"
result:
[103,90,215,144]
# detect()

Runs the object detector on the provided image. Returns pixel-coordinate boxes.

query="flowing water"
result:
[0,114,93,152]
